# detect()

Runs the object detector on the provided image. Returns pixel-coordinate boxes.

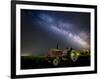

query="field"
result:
[21,55,90,69]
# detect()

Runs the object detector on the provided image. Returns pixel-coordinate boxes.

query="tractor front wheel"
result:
[52,57,60,66]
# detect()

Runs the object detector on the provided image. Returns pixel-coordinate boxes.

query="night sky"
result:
[21,9,90,56]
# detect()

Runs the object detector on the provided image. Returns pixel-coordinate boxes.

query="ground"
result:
[21,56,90,69]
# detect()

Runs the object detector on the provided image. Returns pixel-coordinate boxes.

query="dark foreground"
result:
[21,56,90,69]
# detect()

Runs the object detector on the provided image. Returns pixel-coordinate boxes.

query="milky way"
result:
[21,9,90,56]
[37,13,89,48]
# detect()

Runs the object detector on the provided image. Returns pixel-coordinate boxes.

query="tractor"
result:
[45,44,80,66]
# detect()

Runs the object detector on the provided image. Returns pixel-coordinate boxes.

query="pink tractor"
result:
[45,48,80,66]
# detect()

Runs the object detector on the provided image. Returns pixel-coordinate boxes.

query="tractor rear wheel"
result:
[70,50,79,62]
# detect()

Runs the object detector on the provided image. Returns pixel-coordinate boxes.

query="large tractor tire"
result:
[70,50,79,62]
[52,57,60,66]
[67,48,79,62]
